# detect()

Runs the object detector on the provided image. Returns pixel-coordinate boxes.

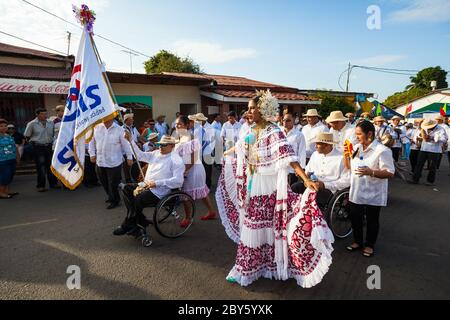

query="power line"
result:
[0,30,67,55]
[19,0,152,59]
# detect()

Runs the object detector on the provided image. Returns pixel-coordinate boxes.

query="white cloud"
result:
[172,40,257,65]
[389,0,450,23]
[352,54,406,66]
[0,0,110,55]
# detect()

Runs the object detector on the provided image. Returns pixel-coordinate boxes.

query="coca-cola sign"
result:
[0,78,70,95]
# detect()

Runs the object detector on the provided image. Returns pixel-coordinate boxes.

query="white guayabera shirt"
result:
[329,123,357,154]
[350,140,395,207]
[305,148,350,193]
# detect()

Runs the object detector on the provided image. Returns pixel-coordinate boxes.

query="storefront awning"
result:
[116,95,152,108]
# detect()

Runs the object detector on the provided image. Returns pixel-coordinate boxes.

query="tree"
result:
[144,50,202,74]
[408,66,448,90]
[314,92,355,119]
[384,66,448,108]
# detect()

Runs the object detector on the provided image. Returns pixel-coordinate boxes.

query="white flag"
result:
[52,29,118,190]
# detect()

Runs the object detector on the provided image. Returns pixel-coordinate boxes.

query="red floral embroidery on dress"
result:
[235,244,276,272]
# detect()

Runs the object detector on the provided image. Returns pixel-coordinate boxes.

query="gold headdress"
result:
[255,89,279,122]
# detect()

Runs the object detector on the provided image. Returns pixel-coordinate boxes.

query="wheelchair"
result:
[319,188,352,240]
[120,163,196,247]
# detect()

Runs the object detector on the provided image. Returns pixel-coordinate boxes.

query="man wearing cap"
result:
[301,109,329,162]
[291,132,350,205]
[89,119,133,209]
[221,111,242,152]
[282,113,306,186]
[114,135,185,242]
[327,111,357,154]
[410,119,447,186]
[24,108,58,192]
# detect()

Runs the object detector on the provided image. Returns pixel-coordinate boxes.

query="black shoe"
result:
[105,199,112,203]
[107,202,119,210]
[50,185,61,190]
[113,225,134,236]
[407,180,419,185]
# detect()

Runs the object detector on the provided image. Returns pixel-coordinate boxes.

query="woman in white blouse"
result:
[344,121,395,257]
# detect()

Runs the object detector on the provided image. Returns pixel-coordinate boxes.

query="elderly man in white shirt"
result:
[435,115,449,170]
[282,113,306,186]
[410,119,448,186]
[89,119,133,209]
[113,135,185,243]
[326,111,357,154]
[221,111,242,151]
[389,116,407,162]
[301,109,329,162]
[292,132,350,207]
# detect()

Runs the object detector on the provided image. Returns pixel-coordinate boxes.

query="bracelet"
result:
[371,169,376,178]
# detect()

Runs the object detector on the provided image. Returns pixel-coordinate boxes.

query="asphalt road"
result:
[1,161,449,300]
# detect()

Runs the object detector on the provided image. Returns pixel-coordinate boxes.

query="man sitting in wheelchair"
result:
[292,132,350,208]
[113,134,185,241]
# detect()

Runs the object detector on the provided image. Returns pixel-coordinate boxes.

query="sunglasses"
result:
[283,119,292,122]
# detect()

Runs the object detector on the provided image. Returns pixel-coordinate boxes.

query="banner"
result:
[51,28,118,189]
[0,78,70,95]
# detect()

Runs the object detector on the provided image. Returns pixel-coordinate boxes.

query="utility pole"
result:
[346,62,352,92]
[121,50,139,73]
[66,31,72,56]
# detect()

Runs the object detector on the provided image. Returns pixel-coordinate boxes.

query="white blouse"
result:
[349,140,395,207]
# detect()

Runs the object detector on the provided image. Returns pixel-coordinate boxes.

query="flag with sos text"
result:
[52,28,118,190]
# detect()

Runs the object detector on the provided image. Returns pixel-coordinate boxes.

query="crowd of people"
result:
[1,95,449,287]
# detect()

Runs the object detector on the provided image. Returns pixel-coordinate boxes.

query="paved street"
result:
[1,162,449,300]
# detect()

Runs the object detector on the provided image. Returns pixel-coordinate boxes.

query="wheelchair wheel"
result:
[326,188,352,239]
[154,192,195,239]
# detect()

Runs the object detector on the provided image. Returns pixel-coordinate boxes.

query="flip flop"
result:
[200,213,217,221]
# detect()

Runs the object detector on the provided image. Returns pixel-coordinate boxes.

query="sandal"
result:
[180,219,192,229]
[226,276,237,284]
[346,244,362,252]
[200,212,217,221]
[363,248,375,258]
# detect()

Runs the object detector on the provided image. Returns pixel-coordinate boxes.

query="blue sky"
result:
[1,0,450,100]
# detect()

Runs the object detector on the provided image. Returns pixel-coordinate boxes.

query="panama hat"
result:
[373,116,386,123]
[345,112,355,117]
[326,111,348,123]
[123,113,134,121]
[304,109,320,117]
[147,132,159,141]
[421,119,438,130]
[188,113,208,122]
[55,105,65,112]
[391,116,402,121]
[313,132,337,145]
[158,135,177,145]
[360,112,371,118]
[435,115,445,121]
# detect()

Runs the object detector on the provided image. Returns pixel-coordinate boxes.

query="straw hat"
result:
[326,111,348,123]
[360,112,371,118]
[188,113,208,122]
[123,113,134,122]
[421,119,438,130]
[55,105,65,112]
[373,116,386,123]
[345,112,355,117]
[391,116,402,121]
[313,132,337,145]
[304,109,320,117]
[158,135,177,145]
[435,115,445,121]
[7,124,15,129]
[147,132,159,141]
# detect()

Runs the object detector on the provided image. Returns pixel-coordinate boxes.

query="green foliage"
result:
[384,66,448,108]
[384,87,430,109]
[314,92,355,119]
[408,66,448,90]
[144,50,202,74]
